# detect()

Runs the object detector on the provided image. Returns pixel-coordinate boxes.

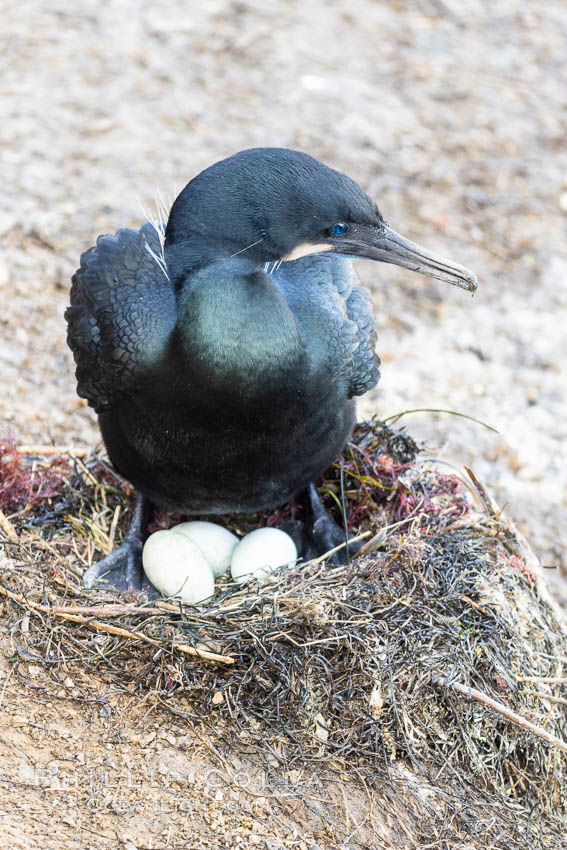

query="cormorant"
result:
[66,147,477,594]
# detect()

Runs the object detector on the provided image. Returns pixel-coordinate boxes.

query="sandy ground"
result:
[0,642,380,850]
[1,0,566,846]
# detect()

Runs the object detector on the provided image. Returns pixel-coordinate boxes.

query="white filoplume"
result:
[230,527,297,584]
[142,529,215,604]
[171,521,239,577]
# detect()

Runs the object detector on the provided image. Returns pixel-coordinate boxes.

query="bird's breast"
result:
[173,267,310,407]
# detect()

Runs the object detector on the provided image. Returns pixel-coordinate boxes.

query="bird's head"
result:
[165,147,477,292]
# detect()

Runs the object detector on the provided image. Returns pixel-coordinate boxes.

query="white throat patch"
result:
[282,242,333,262]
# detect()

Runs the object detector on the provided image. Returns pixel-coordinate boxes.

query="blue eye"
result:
[330,222,348,236]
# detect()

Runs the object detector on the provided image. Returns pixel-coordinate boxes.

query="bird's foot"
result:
[83,538,147,594]
[280,483,365,565]
[82,496,158,597]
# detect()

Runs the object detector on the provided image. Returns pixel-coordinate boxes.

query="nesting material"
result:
[1,423,566,848]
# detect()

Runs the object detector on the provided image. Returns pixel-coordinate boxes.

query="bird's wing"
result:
[344,283,381,396]
[271,256,380,398]
[65,223,176,412]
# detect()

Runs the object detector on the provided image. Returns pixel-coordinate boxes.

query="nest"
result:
[1,422,566,849]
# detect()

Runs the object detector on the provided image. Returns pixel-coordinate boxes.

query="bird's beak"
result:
[339,224,478,292]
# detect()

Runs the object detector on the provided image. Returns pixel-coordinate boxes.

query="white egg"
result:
[142,529,215,604]
[171,521,239,578]
[230,527,297,584]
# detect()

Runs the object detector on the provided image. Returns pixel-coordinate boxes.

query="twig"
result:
[517,676,567,685]
[464,466,499,517]
[356,514,416,557]
[15,444,90,457]
[533,650,567,664]
[524,691,567,708]
[266,631,347,648]
[74,457,100,486]
[434,675,567,755]
[308,530,371,566]
[20,601,155,617]
[107,504,121,554]
[0,583,234,665]
[460,595,495,617]
[0,509,19,542]
[382,534,403,570]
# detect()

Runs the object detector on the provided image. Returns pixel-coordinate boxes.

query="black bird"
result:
[66,148,477,593]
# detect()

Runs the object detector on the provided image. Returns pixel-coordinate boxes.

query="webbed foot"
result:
[83,495,158,596]
[280,483,365,565]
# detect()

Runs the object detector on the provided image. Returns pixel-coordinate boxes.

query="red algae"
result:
[0,438,71,510]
